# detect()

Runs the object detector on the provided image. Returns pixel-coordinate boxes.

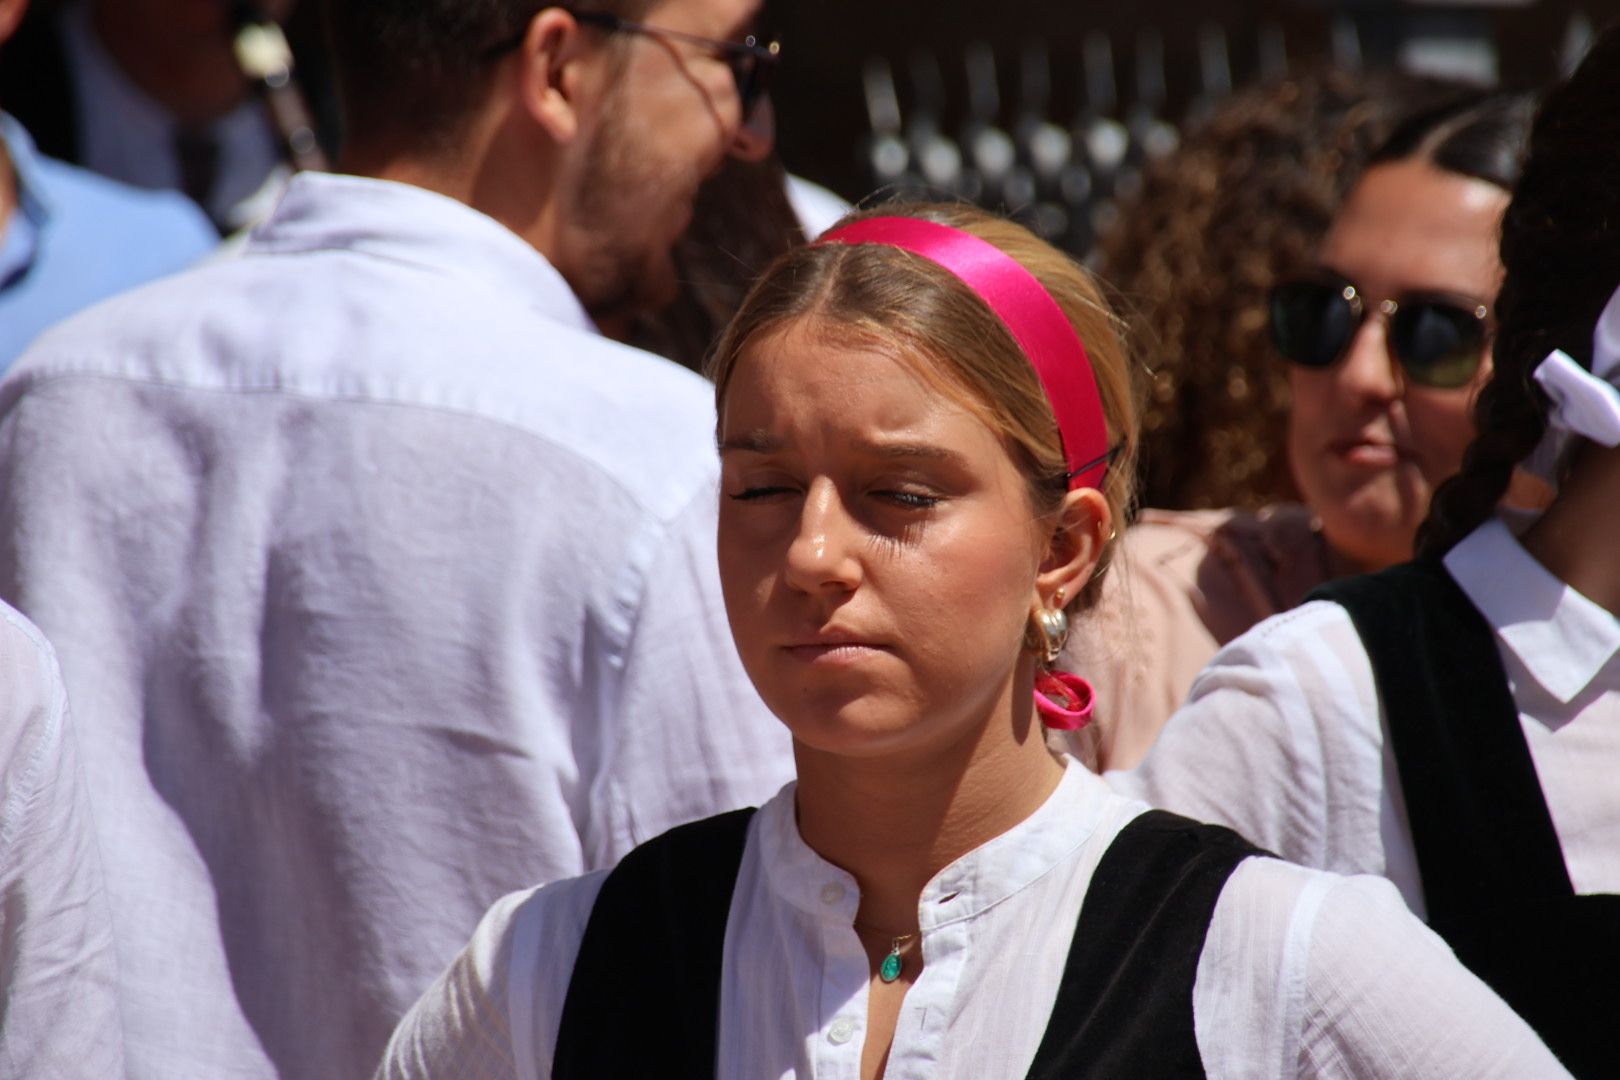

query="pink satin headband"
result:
[816,217,1112,490]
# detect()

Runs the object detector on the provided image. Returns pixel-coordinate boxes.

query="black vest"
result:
[552,807,1263,1078]
[1312,560,1620,1079]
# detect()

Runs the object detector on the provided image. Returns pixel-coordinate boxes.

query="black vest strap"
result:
[552,808,755,1080]
[1024,810,1264,1079]
[1312,560,1620,1078]
[553,806,1259,1079]
[1311,562,1571,900]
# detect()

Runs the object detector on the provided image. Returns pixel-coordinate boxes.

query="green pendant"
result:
[879,948,902,983]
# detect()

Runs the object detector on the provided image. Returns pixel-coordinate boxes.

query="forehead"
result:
[722,320,992,442]
[643,0,761,36]
[1321,158,1508,300]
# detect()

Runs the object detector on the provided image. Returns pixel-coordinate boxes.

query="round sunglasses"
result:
[1268,273,1493,389]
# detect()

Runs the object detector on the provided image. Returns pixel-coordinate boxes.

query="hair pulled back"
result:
[708,203,1141,613]
[1369,90,1536,190]
[1419,27,1620,555]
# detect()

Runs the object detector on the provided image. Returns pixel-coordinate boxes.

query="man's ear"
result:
[513,7,597,145]
[1034,487,1112,606]
[0,0,30,49]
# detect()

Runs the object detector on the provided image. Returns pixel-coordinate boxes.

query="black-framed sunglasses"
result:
[485,8,780,123]
[1268,272,1493,389]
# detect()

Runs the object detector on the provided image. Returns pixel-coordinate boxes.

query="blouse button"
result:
[828,1018,856,1045]
[820,882,846,904]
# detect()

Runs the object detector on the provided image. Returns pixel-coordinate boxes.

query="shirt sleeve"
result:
[1198,859,1569,1079]
[0,608,125,1077]
[1295,874,1569,1078]
[1108,601,1392,878]
[583,483,793,869]
[377,872,606,1080]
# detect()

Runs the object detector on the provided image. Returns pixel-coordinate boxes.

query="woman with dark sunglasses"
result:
[1065,90,1535,770]
[1118,29,1620,1076]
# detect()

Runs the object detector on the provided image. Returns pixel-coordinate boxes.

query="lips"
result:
[781,628,893,664]
[1329,434,1407,468]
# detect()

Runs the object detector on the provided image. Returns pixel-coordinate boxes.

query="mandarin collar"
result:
[1444,515,1620,704]
[245,172,597,335]
[757,758,1113,929]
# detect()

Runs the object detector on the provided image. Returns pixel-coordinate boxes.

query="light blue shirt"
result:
[0,113,215,369]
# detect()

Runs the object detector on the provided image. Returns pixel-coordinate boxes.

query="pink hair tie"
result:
[816,216,1113,490]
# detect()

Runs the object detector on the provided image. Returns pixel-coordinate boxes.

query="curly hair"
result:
[1094,68,1455,511]
[1419,25,1620,555]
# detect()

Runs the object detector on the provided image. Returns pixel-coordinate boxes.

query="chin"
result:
[768,693,927,759]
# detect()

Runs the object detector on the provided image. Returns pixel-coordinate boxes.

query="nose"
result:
[782,479,862,595]
[1336,305,1403,404]
[728,95,775,162]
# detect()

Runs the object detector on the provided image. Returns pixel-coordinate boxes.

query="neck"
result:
[1521,441,1620,616]
[340,110,563,266]
[92,1,247,127]
[793,675,1065,938]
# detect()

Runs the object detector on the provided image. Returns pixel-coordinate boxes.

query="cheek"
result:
[1404,390,1478,480]
[1286,371,1331,482]
[894,518,1040,653]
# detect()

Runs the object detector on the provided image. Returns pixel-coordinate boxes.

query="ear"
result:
[1033,487,1112,609]
[513,7,599,145]
[0,0,29,48]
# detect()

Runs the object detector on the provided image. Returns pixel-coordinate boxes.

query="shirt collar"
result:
[1444,515,1620,704]
[2,113,55,220]
[1,115,48,287]
[757,758,1112,929]
[245,171,596,334]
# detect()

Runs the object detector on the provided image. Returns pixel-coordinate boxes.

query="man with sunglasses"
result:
[0,1,793,1077]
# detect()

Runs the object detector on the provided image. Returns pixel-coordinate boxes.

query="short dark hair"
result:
[326,0,656,155]
[1370,90,1536,193]
[1419,25,1620,554]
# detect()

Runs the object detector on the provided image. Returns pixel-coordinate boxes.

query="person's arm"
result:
[1295,873,1569,1078]
[0,609,125,1076]
[582,483,793,869]
[1108,601,1390,876]
[376,872,606,1080]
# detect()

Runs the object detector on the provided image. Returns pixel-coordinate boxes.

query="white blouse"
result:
[1113,516,1620,919]
[377,760,1564,1079]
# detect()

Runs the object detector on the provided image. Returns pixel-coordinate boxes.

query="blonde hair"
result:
[708,202,1141,612]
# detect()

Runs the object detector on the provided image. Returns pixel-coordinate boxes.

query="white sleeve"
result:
[1294,874,1569,1078]
[376,871,606,1080]
[0,609,125,1077]
[1108,602,1393,879]
[584,483,793,869]
[1197,859,1568,1079]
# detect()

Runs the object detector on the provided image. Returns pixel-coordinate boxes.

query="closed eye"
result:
[728,486,797,501]
[875,490,941,509]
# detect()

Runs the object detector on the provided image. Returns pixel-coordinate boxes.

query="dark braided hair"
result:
[1418,25,1620,556]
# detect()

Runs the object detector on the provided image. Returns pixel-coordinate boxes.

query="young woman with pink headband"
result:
[377,205,1563,1078]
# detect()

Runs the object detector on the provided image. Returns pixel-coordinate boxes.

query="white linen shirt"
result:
[0,600,124,1076]
[377,760,1566,1079]
[1113,516,1620,918]
[0,171,793,1079]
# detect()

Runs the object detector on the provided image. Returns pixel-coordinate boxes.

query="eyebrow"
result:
[717,431,970,470]
[718,429,783,454]
[857,440,971,469]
